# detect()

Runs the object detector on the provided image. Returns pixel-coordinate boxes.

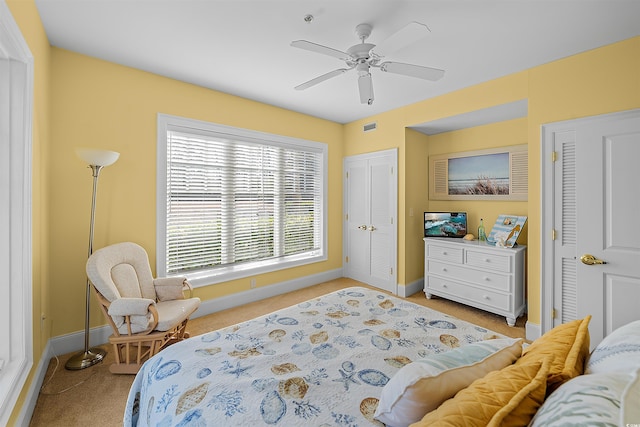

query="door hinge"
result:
[551,151,557,162]
[345,256,349,263]
[346,171,349,179]
[551,229,557,240]
[552,308,557,319]
[345,213,348,221]
[390,217,393,224]
[390,267,393,275]
[390,166,394,175]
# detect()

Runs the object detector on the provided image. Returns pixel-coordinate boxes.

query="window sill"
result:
[178,251,326,288]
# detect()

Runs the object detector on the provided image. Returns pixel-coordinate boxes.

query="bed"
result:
[124,286,503,426]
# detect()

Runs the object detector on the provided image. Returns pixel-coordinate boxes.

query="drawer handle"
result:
[441,268,447,272]
[442,251,448,255]
[483,277,490,281]
[442,284,448,288]
[483,295,490,300]
[484,258,491,263]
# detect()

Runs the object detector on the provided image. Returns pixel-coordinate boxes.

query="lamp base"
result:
[64,347,107,370]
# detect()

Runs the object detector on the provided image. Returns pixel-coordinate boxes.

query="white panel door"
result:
[343,149,397,293]
[543,109,640,347]
[575,113,640,345]
[345,161,370,281]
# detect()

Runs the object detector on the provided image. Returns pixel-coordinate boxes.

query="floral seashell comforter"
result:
[124,287,501,426]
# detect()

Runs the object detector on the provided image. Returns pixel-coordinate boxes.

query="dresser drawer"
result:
[427,260,511,292]
[427,276,511,312]
[426,243,463,264]
[465,249,511,272]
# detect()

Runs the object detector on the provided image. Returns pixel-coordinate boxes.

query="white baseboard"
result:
[525,321,541,342]
[397,278,424,297]
[49,325,113,357]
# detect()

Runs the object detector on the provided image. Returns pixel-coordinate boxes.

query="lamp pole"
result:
[65,150,119,370]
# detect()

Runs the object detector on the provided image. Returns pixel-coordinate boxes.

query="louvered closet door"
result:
[343,149,397,294]
[550,110,640,347]
[553,131,579,325]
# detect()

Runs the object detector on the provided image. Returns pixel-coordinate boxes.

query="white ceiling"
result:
[34,0,640,124]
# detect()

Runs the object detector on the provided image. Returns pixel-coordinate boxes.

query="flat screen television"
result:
[424,212,467,238]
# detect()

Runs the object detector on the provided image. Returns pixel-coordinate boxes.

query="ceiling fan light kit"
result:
[291,21,445,105]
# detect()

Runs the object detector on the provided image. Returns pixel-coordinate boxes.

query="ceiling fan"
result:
[291,22,445,105]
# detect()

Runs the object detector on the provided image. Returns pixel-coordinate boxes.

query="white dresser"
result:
[424,237,526,326]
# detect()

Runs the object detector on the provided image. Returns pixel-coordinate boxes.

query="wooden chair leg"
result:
[107,319,195,374]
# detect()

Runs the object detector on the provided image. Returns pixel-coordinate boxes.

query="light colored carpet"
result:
[29,278,525,426]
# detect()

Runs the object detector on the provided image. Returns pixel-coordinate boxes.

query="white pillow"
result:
[374,337,522,427]
[586,319,640,374]
[623,368,640,425]
[529,368,640,426]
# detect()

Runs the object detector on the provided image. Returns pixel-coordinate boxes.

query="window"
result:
[157,114,327,287]
[0,3,33,424]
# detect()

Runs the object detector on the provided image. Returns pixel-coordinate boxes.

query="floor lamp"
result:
[65,148,120,370]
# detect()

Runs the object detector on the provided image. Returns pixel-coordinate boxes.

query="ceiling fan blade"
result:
[291,40,350,61]
[371,21,431,58]
[380,61,445,81]
[358,73,374,105]
[295,68,349,90]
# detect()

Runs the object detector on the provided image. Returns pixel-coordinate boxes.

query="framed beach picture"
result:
[487,215,527,247]
[429,145,528,201]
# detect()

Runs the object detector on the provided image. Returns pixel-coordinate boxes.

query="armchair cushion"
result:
[87,242,157,301]
[155,298,201,331]
[107,298,156,334]
[154,277,187,302]
[107,298,156,316]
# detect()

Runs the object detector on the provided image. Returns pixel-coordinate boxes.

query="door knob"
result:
[580,254,606,265]
[357,225,367,230]
[367,225,376,232]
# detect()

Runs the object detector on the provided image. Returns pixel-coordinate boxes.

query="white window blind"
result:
[158,115,326,285]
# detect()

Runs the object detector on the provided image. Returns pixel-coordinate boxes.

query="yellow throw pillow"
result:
[518,315,591,393]
[410,358,549,427]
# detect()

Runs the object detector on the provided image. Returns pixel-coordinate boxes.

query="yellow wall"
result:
[343,36,640,327]
[48,48,344,337]
[6,0,51,424]
[403,128,430,285]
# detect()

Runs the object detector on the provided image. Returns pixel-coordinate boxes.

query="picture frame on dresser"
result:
[487,214,527,248]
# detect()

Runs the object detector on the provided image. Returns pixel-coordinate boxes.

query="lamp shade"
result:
[76,148,120,167]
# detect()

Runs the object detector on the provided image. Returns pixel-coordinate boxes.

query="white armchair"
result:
[86,242,200,374]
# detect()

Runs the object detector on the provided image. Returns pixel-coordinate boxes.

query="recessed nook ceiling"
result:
[410,100,529,135]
